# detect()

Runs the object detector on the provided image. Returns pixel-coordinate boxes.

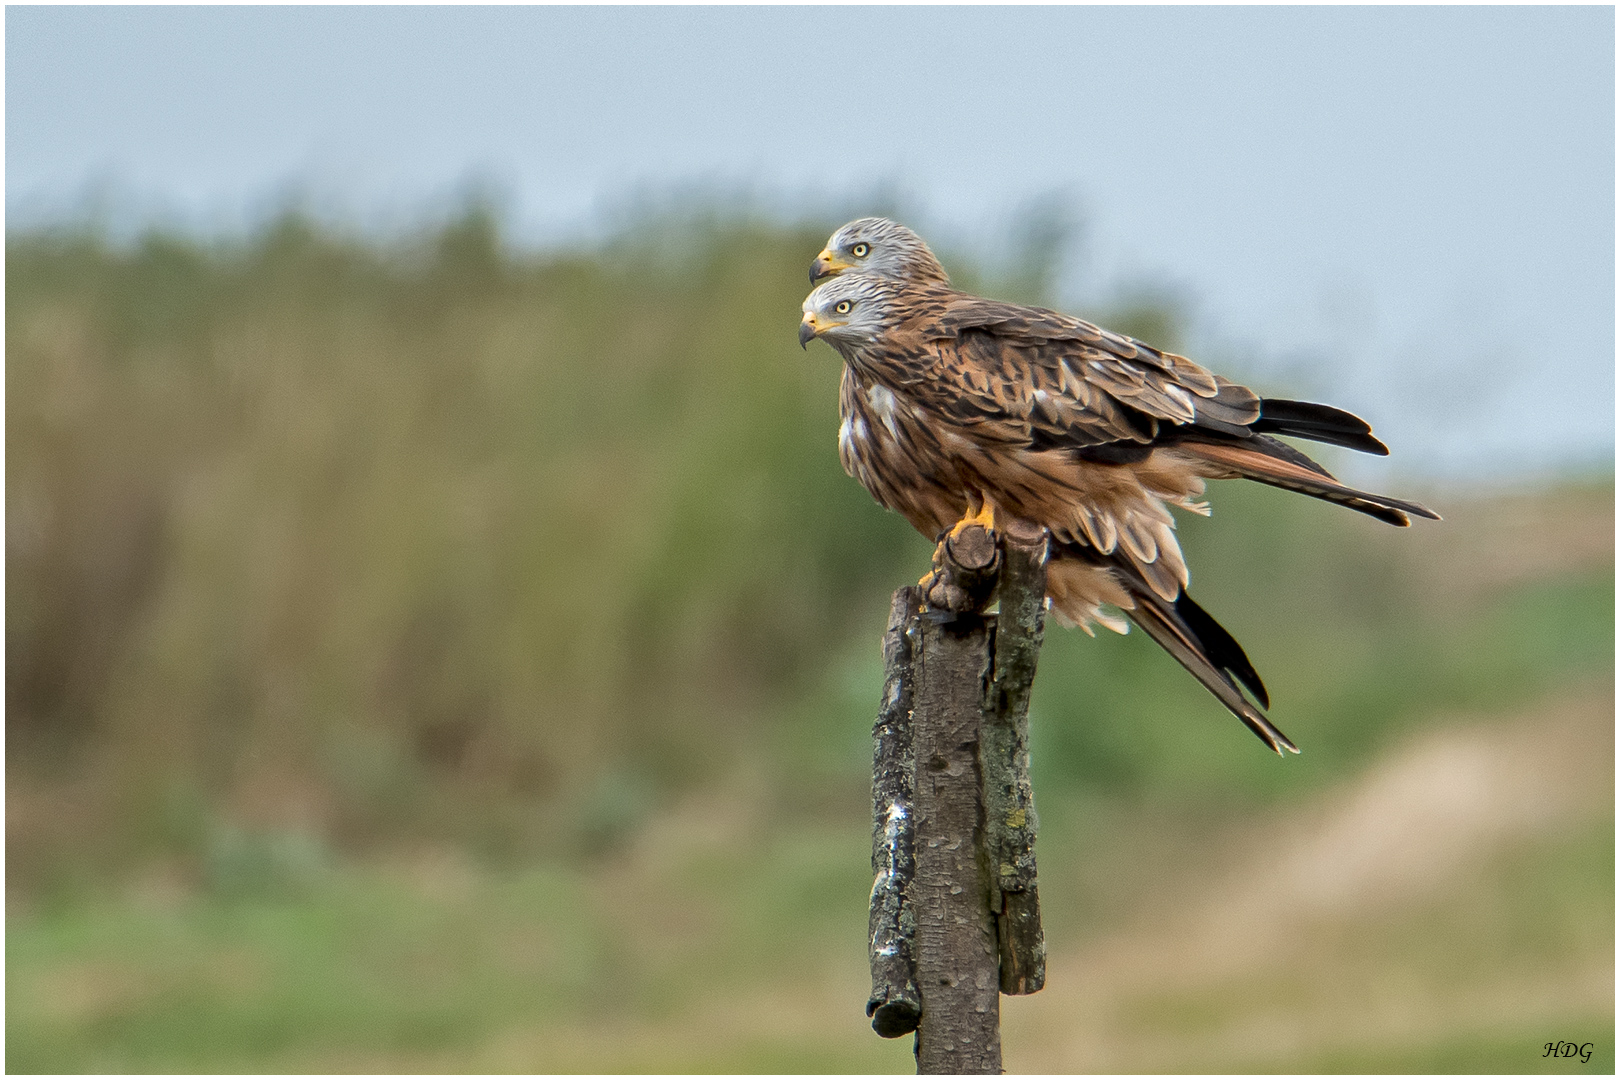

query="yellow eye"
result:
[835,300,853,314]
[851,243,870,258]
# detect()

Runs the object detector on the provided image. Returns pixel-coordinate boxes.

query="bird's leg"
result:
[920,500,1001,611]
[948,500,997,542]
[918,500,998,582]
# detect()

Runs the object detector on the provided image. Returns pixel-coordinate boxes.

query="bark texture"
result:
[923,524,1000,614]
[982,521,1048,995]
[868,587,921,1038]
[863,521,1050,1072]
[912,532,1002,1074]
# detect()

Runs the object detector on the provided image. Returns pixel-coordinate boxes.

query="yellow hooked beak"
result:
[798,311,824,349]
[810,248,853,283]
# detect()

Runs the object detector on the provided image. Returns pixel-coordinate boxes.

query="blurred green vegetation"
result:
[6,207,1613,1072]
[7,207,934,883]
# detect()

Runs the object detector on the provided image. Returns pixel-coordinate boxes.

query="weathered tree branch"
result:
[982,520,1048,995]
[868,586,921,1038]
[923,523,999,615]
[866,519,1050,1072]
[912,600,1001,1074]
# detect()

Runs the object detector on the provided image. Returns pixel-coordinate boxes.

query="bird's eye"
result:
[851,243,870,258]
[835,300,853,314]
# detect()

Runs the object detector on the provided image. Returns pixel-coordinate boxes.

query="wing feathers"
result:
[1126,585,1297,755]
[1255,398,1391,456]
[824,275,1438,757]
[1174,591,1268,708]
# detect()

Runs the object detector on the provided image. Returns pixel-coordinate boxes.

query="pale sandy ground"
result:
[1001,686,1614,1073]
[1398,484,1612,606]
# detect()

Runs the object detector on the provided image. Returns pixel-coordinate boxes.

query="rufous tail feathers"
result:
[1181,440,1440,527]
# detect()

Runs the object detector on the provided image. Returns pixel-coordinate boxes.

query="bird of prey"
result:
[801,221,1438,754]
[811,217,950,287]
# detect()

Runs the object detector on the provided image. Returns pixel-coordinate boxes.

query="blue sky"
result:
[7,6,1614,483]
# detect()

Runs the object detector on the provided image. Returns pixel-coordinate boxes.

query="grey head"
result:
[798,272,906,355]
[809,217,950,286]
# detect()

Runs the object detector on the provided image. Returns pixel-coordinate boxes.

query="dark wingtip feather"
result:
[1124,588,1297,756]
[1360,504,1412,527]
[1174,592,1269,708]
[1256,398,1391,456]
[1254,721,1301,755]
[1362,494,1441,523]
[1258,398,1372,432]
[1234,705,1299,756]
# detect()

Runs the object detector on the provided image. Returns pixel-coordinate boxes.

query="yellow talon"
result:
[947,500,997,541]
[919,502,998,595]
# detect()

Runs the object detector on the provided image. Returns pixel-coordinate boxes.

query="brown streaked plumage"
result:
[800,242,1439,756]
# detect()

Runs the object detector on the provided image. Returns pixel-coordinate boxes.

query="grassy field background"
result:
[6,208,1613,1072]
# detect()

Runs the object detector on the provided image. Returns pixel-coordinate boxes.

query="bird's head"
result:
[799,273,900,352]
[810,217,950,286]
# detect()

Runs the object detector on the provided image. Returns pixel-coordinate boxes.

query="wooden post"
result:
[982,521,1048,995]
[912,596,1002,1074]
[868,587,921,1038]
[865,521,1049,1074]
